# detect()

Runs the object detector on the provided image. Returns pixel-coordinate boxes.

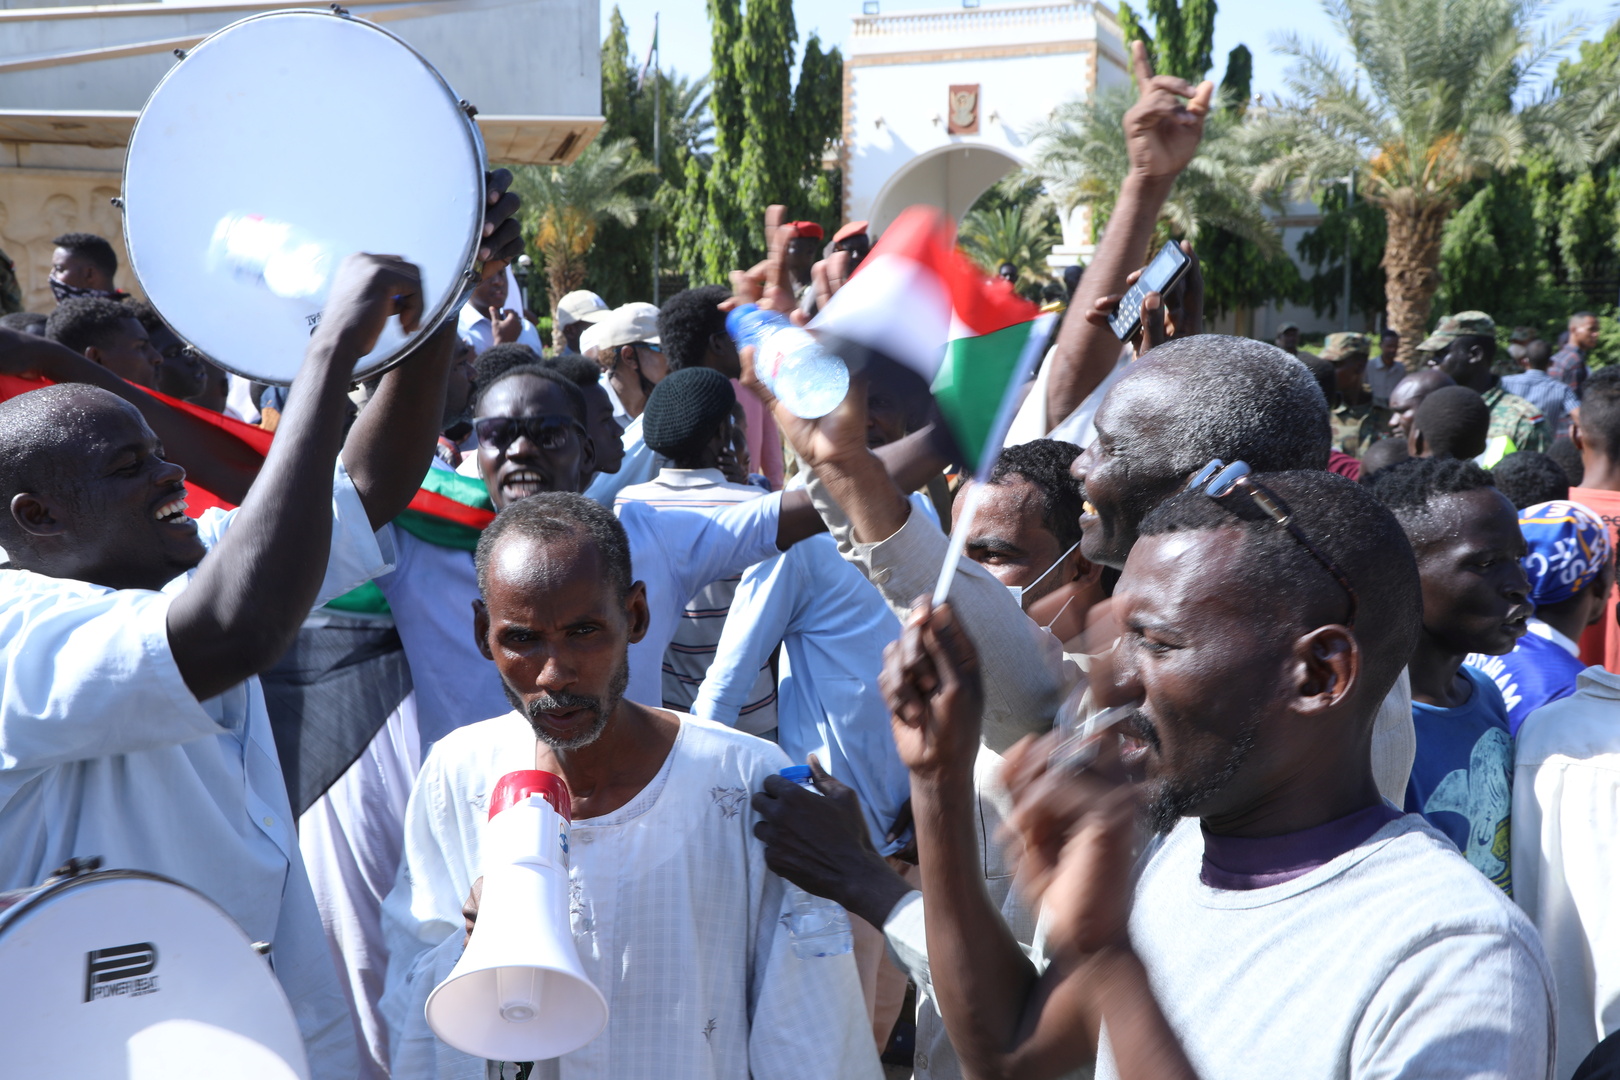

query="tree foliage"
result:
[511,137,656,343]
[1247,0,1596,367]
[1295,181,1387,321]
[671,0,843,286]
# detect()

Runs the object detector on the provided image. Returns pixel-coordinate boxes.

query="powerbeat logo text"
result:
[84,942,159,1003]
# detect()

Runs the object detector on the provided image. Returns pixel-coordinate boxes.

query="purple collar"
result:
[1199,803,1405,891]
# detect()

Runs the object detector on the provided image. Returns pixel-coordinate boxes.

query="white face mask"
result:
[1005,540,1082,613]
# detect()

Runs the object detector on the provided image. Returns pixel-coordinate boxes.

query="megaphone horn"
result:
[425,771,608,1062]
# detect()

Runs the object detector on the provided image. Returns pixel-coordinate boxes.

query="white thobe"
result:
[458,300,543,356]
[0,461,392,1080]
[379,712,881,1080]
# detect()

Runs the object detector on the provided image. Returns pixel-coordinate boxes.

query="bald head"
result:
[0,385,137,515]
[1388,369,1454,441]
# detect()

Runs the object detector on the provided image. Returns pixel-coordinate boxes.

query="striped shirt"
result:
[617,469,778,730]
[1501,370,1579,438]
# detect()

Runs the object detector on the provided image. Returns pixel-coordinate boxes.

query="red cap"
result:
[489,770,571,822]
[787,221,824,240]
[832,220,869,244]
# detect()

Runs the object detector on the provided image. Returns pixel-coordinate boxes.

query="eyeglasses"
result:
[473,414,585,453]
[1183,459,1359,628]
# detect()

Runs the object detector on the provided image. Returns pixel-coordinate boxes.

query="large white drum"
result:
[0,867,311,1079]
[122,9,487,385]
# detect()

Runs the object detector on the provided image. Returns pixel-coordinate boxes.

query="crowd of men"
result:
[3,40,1620,1080]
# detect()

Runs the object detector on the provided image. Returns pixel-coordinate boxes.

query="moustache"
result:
[526,689,602,720]
[1125,708,1160,752]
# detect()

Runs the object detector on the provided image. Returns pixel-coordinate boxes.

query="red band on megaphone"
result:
[489,770,571,822]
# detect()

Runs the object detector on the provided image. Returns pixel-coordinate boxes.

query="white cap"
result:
[594,302,662,351]
[579,321,606,361]
[555,290,611,329]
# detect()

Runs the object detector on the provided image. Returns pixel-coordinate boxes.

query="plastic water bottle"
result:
[207,212,336,300]
[725,304,850,419]
[776,765,855,959]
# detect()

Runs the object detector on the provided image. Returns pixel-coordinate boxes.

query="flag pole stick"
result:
[929,311,1059,609]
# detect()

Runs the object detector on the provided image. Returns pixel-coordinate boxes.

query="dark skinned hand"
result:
[1002,731,1140,964]
[490,305,522,344]
[1084,241,1203,357]
[881,600,986,784]
[479,168,523,269]
[462,876,484,947]
[311,253,424,357]
[751,755,910,924]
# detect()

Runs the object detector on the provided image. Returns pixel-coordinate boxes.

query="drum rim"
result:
[120,7,488,387]
[0,868,218,937]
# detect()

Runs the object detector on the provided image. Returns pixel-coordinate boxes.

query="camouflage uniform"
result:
[1323,332,1391,458]
[1418,312,1549,460]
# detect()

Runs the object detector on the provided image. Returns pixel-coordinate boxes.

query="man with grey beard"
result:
[379,492,880,1080]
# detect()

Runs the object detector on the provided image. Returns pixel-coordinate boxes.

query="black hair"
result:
[1579,367,1620,459]
[1359,437,1410,483]
[1115,335,1332,476]
[542,351,602,391]
[0,384,129,545]
[1491,451,1569,509]
[474,363,587,425]
[44,296,135,355]
[1367,456,1496,528]
[0,311,46,336]
[1139,469,1421,703]
[1411,385,1489,459]
[475,491,633,602]
[1549,436,1585,487]
[1525,339,1553,370]
[52,233,117,281]
[1297,350,1337,405]
[989,440,1085,551]
[472,343,542,397]
[657,285,732,371]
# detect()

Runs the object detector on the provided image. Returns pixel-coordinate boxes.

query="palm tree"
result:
[1248,0,1592,369]
[958,203,1060,292]
[1027,88,1283,262]
[511,137,658,345]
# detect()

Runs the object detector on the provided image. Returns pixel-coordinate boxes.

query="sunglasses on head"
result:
[1182,459,1359,628]
[473,414,585,453]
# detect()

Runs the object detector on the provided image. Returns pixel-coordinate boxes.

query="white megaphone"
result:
[425,770,608,1062]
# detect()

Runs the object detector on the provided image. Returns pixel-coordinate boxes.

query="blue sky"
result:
[605,0,1611,101]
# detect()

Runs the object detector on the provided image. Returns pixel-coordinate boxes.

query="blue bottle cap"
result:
[778,765,814,783]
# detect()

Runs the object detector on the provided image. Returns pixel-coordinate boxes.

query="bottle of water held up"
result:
[725,304,850,419]
[776,765,854,959]
[207,212,336,300]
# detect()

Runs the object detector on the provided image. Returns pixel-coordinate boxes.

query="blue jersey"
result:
[1465,625,1585,736]
[1406,665,1513,893]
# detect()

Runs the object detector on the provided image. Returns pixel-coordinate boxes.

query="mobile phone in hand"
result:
[1108,240,1192,343]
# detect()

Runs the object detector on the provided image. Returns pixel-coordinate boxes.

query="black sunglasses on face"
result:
[473,414,585,453]
[1183,459,1360,628]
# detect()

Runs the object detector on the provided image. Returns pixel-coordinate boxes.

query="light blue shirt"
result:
[0,462,390,1080]
[694,493,936,854]
[377,477,784,730]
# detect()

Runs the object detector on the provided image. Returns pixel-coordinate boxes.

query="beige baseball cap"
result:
[579,320,606,361]
[555,290,611,329]
[594,302,662,351]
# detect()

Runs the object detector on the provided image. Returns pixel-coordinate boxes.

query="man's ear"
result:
[1294,625,1358,715]
[1407,426,1426,459]
[81,346,103,367]
[472,599,494,661]
[11,492,64,539]
[1571,414,1586,453]
[623,580,651,645]
[619,345,640,376]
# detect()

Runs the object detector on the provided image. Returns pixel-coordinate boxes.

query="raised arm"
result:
[167,255,423,701]
[342,169,523,530]
[1045,41,1212,428]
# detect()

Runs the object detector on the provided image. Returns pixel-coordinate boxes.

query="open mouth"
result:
[152,493,194,529]
[1118,711,1157,769]
[500,469,550,499]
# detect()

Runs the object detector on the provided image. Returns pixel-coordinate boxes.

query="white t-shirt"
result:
[1093,814,1554,1080]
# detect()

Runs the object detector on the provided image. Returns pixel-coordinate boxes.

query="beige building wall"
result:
[0,144,139,312]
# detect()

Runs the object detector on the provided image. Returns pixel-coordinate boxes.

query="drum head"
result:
[0,871,310,1079]
[123,10,485,385]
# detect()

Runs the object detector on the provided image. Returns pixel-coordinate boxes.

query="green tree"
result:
[1248,0,1593,369]
[1295,181,1388,322]
[959,204,1060,291]
[512,138,657,347]
[1117,0,1216,84]
[671,0,843,284]
[587,7,713,306]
